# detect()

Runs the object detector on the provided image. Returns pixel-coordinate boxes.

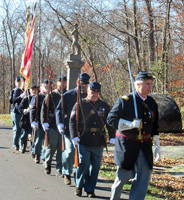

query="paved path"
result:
[0,121,129,200]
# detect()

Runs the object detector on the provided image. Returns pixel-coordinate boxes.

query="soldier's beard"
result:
[81,87,87,94]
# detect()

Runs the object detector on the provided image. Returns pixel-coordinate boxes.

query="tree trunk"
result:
[145,0,155,64]
[133,0,141,71]
[161,0,172,93]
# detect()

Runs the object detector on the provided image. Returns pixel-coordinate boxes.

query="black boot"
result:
[15,144,19,151]
[35,155,40,164]
[45,165,51,174]
[75,187,82,197]
[31,152,35,158]
[64,175,71,185]
[21,141,27,153]
[87,192,96,198]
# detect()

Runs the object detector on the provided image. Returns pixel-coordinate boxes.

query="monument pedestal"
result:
[64,55,85,90]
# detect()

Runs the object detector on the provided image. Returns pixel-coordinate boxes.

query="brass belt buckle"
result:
[91,128,97,132]
[137,134,143,140]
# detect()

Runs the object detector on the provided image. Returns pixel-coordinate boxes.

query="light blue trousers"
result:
[20,128,31,149]
[45,128,62,171]
[62,134,74,175]
[111,150,152,200]
[34,128,45,160]
[75,145,103,193]
[11,112,22,147]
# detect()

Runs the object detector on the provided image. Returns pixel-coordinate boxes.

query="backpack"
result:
[9,89,14,104]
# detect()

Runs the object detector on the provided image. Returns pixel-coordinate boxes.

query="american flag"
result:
[20,3,36,89]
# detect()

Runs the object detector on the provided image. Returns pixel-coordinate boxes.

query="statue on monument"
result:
[65,24,85,90]
[71,24,81,56]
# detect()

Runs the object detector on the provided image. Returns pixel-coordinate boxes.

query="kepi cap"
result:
[16,76,21,82]
[57,75,67,82]
[43,79,53,84]
[135,71,153,81]
[79,73,90,84]
[89,82,101,92]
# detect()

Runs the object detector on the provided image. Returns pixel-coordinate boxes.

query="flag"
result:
[20,27,34,89]
[20,3,36,89]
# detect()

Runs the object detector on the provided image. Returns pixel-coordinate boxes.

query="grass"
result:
[0,114,12,126]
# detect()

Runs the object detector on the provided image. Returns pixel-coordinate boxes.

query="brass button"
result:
[94,122,96,125]
[141,141,143,143]
[143,132,145,134]
[144,122,146,124]
[93,133,95,135]
[144,112,146,115]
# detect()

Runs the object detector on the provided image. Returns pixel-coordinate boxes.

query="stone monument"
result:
[64,24,85,90]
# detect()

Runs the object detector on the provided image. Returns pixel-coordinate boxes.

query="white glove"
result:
[109,138,115,144]
[31,121,38,129]
[72,137,80,148]
[20,93,26,98]
[118,118,142,132]
[154,135,161,161]
[42,123,49,131]
[23,107,30,115]
[57,123,64,134]
[28,134,32,141]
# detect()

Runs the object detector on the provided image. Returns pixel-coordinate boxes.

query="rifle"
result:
[32,83,39,143]
[45,66,53,147]
[74,76,80,167]
[60,72,65,151]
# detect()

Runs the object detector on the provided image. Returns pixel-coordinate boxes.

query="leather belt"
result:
[86,128,101,132]
[116,131,151,142]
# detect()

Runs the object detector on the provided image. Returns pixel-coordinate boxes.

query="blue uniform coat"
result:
[18,96,33,130]
[41,90,61,129]
[55,88,87,137]
[30,92,46,129]
[69,98,115,147]
[106,92,159,170]
[11,88,24,113]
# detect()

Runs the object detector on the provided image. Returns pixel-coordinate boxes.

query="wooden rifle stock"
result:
[45,130,48,147]
[32,86,39,143]
[74,79,80,167]
[45,83,50,147]
[74,147,79,167]
[45,68,52,147]
[61,74,65,151]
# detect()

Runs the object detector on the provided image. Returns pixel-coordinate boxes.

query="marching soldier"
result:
[56,73,90,185]
[41,75,66,176]
[30,80,49,163]
[18,84,38,153]
[53,75,67,94]
[11,76,26,150]
[106,71,161,200]
[69,82,115,197]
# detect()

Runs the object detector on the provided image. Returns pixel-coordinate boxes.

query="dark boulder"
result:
[149,93,182,133]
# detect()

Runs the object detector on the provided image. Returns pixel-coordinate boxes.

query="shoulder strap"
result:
[85,98,105,126]
[142,101,154,122]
